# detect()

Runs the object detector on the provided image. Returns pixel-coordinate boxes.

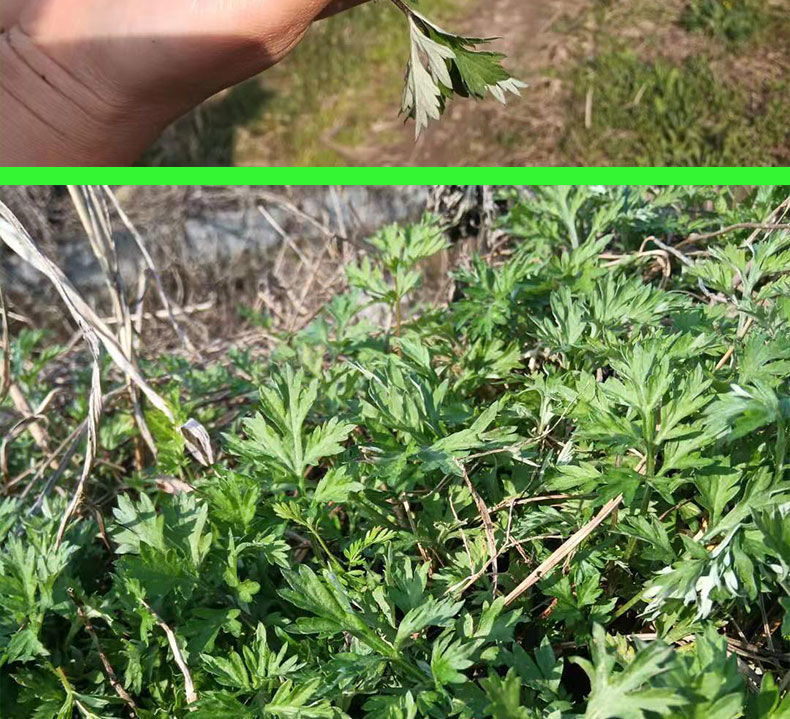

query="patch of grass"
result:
[247,0,479,164]
[681,0,767,45]
[562,51,789,166]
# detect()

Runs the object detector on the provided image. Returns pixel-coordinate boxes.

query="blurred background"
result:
[141,0,789,167]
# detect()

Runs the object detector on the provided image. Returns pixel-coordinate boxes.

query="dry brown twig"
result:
[102,186,197,355]
[504,494,623,606]
[0,200,213,544]
[0,202,104,548]
[258,205,311,266]
[101,300,214,327]
[14,386,127,505]
[504,490,529,564]
[449,493,474,571]
[289,239,332,333]
[0,389,58,484]
[255,191,380,256]
[68,589,138,716]
[0,201,210,435]
[131,266,148,344]
[715,315,755,372]
[675,222,790,248]
[490,492,579,514]
[448,533,563,597]
[638,236,721,303]
[459,462,499,597]
[0,287,9,403]
[600,248,672,286]
[69,186,159,462]
[56,332,102,547]
[139,597,197,705]
[405,498,433,566]
[6,383,52,454]
[641,235,692,267]
[674,193,790,251]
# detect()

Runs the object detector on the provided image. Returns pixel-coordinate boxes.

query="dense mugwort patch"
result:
[0,186,788,718]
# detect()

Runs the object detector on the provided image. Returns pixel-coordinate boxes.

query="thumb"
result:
[0,0,26,31]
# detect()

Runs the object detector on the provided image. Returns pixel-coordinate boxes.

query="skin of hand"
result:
[0,0,364,165]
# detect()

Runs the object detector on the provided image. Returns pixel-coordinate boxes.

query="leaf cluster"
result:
[1,187,789,718]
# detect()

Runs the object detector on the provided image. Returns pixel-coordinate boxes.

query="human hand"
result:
[0,0,364,165]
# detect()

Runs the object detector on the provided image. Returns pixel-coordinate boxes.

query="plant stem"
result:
[556,189,580,249]
[613,586,647,620]
[388,0,414,19]
[53,665,74,695]
[641,450,655,515]
[307,522,344,572]
[391,652,430,684]
[393,273,402,338]
[625,409,656,560]
[640,408,656,513]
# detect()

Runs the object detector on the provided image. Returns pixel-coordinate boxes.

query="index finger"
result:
[316,0,369,20]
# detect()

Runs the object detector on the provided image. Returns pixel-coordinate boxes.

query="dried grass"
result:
[0,196,212,542]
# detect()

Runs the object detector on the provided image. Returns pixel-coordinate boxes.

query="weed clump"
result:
[681,0,768,45]
[564,52,787,166]
[1,187,789,718]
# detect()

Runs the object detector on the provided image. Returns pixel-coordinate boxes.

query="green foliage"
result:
[2,187,789,718]
[397,2,524,135]
[681,0,767,45]
[347,212,449,335]
[574,624,685,719]
[565,52,788,167]
[227,365,355,492]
